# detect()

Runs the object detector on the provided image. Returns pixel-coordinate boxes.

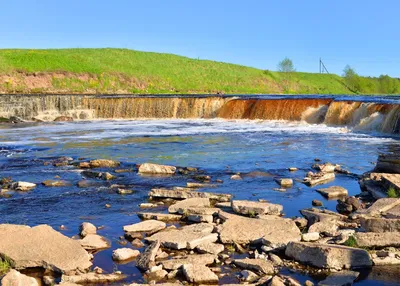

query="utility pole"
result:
[319,58,329,74]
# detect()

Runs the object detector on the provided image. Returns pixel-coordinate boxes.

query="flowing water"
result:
[1,94,400,285]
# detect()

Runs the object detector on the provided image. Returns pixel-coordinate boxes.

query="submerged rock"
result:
[232,200,283,216]
[317,186,348,198]
[138,163,176,174]
[0,224,92,274]
[318,270,359,286]
[285,242,372,270]
[54,116,73,122]
[42,180,71,187]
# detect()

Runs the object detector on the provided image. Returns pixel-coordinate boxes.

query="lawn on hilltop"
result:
[0,48,396,95]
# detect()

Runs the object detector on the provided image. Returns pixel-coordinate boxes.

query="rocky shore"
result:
[1,155,400,286]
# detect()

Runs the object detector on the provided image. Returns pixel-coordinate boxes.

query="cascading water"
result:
[0,94,399,134]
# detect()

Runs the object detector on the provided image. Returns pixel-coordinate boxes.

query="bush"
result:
[344,236,358,247]
[387,187,399,198]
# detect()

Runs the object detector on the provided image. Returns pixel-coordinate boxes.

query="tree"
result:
[277,57,295,73]
[343,65,361,93]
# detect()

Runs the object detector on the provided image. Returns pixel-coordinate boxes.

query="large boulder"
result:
[232,200,283,216]
[354,232,400,248]
[285,242,372,270]
[217,211,301,246]
[0,224,92,274]
[1,269,38,286]
[138,163,176,174]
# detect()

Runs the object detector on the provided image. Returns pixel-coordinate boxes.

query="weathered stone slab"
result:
[360,217,400,232]
[61,273,126,284]
[304,172,335,186]
[300,208,346,224]
[355,232,400,248]
[196,242,225,255]
[187,182,217,188]
[123,220,166,234]
[42,180,72,187]
[357,198,400,217]
[182,264,219,284]
[11,181,36,191]
[384,204,400,218]
[217,211,301,246]
[285,242,372,270]
[112,248,140,261]
[1,269,38,286]
[0,224,91,275]
[160,254,216,270]
[318,270,359,286]
[137,212,182,221]
[313,163,336,173]
[138,163,176,174]
[168,198,210,214]
[232,200,283,216]
[89,159,120,168]
[275,178,293,187]
[79,234,110,251]
[150,188,231,202]
[233,258,275,275]
[375,153,400,173]
[136,240,160,271]
[317,186,348,198]
[146,223,217,249]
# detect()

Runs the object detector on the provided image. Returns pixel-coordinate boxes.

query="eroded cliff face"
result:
[1,95,399,133]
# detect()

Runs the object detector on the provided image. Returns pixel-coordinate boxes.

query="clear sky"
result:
[1,0,399,77]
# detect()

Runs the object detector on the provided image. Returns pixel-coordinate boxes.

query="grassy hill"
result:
[0,48,393,95]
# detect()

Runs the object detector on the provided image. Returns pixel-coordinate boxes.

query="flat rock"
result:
[360,217,400,232]
[317,186,348,198]
[123,220,166,234]
[357,198,400,217]
[275,178,293,187]
[160,254,216,270]
[42,180,71,187]
[318,270,359,286]
[232,200,283,216]
[11,181,36,191]
[300,208,346,224]
[79,234,110,251]
[187,182,217,188]
[146,223,217,249]
[89,159,120,168]
[1,269,38,286]
[355,232,400,248]
[376,154,400,173]
[196,242,225,254]
[150,188,231,202]
[217,211,301,246]
[182,264,219,284]
[233,258,275,275]
[285,242,372,270]
[61,273,126,284]
[136,240,160,271]
[304,172,335,186]
[137,212,182,221]
[168,198,211,214]
[112,248,140,261]
[139,163,176,174]
[0,224,91,275]
[302,232,320,242]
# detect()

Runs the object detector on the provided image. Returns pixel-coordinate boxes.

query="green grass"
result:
[0,48,394,95]
[344,236,358,248]
[387,187,400,198]
[0,258,11,275]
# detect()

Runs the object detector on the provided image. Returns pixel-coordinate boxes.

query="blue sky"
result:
[1,0,399,77]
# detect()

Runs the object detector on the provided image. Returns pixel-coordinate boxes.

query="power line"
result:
[319,58,329,74]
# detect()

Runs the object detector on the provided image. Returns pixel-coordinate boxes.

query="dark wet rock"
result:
[136,240,160,271]
[138,163,176,174]
[182,264,219,284]
[345,196,362,211]
[42,180,71,187]
[76,180,102,188]
[150,188,231,202]
[317,186,348,198]
[54,116,73,122]
[61,273,126,284]
[318,270,359,286]
[89,159,120,168]
[233,258,275,275]
[232,200,283,216]
[0,224,92,274]
[336,200,353,215]
[376,153,400,173]
[9,116,25,123]
[101,172,116,180]
[192,175,211,182]
[79,222,96,237]
[312,199,323,207]
[285,242,372,270]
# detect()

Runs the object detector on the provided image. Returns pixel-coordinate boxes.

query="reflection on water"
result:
[0,118,399,284]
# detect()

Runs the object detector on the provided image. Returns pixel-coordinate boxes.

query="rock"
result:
[61,273,126,284]
[79,222,96,237]
[196,242,225,254]
[187,214,214,223]
[269,276,285,286]
[302,232,320,242]
[233,258,275,275]
[123,220,166,235]
[8,116,25,123]
[147,269,168,281]
[168,198,210,214]
[305,280,314,286]
[268,253,283,266]
[308,221,338,236]
[139,203,157,208]
[150,188,231,202]
[232,200,283,216]
[269,275,301,286]
[217,211,301,246]
[89,159,120,168]
[241,270,259,282]
[336,200,353,215]
[285,242,372,270]
[79,234,110,251]
[131,238,145,248]
[289,167,298,172]
[360,217,400,232]
[146,223,217,250]
[136,240,160,271]
[137,212,182,221]
[293,217,308,228]
[79,162,91,168]
[138,163,176,174]
[112,248,140,261]
[160,254,216,270]
[116,188,134,194]
[275,178,293,187]
[317,186,348,198]
[101,172,116,180]
[318,270,359,286]
[11,181,36,191]
[304,172,335,186]
[354,232,400,248]
[356,198,400,217]
[312,199,323,207]
[42,180,71,187]
[1,269,38,286]
[300,208,346,224]
[54,116,73,122]
[231,174,242,180]
[187,182,216,188]
[115,168,132,173]
[345,197,362,211]
[0,224,91,275]
[376,153,400,173]
[43,275,55,286]
[182,264,219,284]
[313,163,336,173]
